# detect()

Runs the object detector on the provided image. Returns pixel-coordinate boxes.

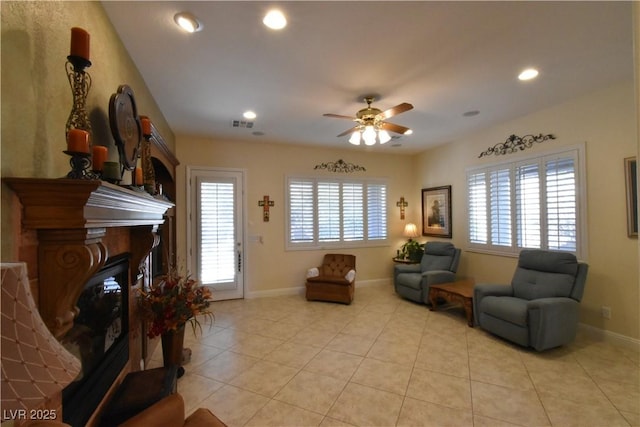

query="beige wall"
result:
[415,80,639,340]
[1,1,174,260]
[175,137,415,296]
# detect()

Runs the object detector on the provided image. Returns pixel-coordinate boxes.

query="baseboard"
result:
[578,322,640,353]
[245,278,392,299]
[245,286,304,299]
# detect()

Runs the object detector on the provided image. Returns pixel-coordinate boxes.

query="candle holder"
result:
[141,134,157,195]
[65,55,92,139]
[64,151,99,180]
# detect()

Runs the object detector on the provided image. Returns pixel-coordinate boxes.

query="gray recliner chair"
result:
[474,249,588,351]
[394,241,461,304]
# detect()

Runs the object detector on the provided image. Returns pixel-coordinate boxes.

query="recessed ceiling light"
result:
[243,111,257,120]
[174,12,202,33]
[263,9,287,30]
[404,129,413,135]
[518,68,539,81]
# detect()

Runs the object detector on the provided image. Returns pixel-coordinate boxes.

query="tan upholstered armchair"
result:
[305,254,356,304]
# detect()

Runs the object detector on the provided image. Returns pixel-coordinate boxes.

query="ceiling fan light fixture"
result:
[263,10,287,30]
[363,125,377,145]
[378,129,391,144]
[174,12,202,33]
[324,97,414,147]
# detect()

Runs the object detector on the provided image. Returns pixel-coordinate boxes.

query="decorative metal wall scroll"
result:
[314,159,366,173]
[396,197,408,220]
[258,195,275,222]
[478,133,556,158]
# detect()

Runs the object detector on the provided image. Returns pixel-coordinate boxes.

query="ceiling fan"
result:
[323,96,413,145]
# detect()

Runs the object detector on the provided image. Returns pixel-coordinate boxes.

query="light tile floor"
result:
[148,285,640,427]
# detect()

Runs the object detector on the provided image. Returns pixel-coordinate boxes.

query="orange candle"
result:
[135,167,143,186]
[67,129,89,154]
[92,146,108,171]
[140,117,152,136]
[70,27,90,61]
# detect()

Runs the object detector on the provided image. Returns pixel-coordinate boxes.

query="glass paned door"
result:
[189,167,244,300]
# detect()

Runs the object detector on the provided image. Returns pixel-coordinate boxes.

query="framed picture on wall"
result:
[422,185,452,238]
[625,157,637,237]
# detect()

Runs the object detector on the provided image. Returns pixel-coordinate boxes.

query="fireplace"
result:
[61,254,130,427]
[4,178,174,425]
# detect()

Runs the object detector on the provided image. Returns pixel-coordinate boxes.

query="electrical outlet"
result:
[601,306,611,319]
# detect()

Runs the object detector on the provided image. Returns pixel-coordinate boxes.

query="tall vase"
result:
[161,325,185,377]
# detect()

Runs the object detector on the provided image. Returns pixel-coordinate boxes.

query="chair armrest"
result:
[118,394,185,427]
[393,263,421,282]
[345,269,356,282]
[421,270,456,285]
[527,297,580,351]
[473,284,513,326]
[474,284,513,300]
[185,408,228,427]
[394,264,421,274]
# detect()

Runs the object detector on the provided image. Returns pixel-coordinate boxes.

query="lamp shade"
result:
[403,223,419,238]
[1,263,81,413]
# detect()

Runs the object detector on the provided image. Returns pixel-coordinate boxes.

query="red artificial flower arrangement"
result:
[137,268,214,338]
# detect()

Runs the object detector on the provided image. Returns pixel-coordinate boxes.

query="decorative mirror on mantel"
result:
[109,84,142,172]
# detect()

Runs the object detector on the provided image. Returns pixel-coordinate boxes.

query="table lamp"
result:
[1,263,81,424]
[403,223,419,239]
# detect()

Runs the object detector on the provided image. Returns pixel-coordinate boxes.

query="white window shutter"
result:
[199,181,235,284]
[367,183,387,240]
[468,171,488,244]
[516,162,541,248]
[490,168,512,246]
[289,179,314,243]
[546,157,577,252]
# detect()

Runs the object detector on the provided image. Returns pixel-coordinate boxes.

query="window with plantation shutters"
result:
[466,145,585,258]
[287,177,388,249]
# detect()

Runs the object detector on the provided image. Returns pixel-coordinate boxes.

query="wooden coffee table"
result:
[428,279,475,327]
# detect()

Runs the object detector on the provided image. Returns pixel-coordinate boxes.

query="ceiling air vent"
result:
[231,120,254,128]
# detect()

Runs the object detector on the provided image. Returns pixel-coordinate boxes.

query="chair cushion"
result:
[321,254,356,277]
[421,242,456,271]
[424,241,457,256]
[306,275,351,286]
[395,273,422,290]
[512,250,579,300]
[518,250,578,274]
[422,255,454,271]
[479,296,529,326]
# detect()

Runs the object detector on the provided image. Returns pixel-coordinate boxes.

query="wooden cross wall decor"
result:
[396,196,408,220]
[258,195,275,222]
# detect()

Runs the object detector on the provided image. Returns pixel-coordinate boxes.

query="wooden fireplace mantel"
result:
[4,178,174,339]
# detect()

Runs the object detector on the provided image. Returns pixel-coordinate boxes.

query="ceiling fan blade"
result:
[380,121,410,135]
[337,126,359,137]
[378,103,413,120]
[323,113,357,120]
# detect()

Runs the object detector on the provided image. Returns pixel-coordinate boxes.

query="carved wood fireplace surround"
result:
[4,177,174,424]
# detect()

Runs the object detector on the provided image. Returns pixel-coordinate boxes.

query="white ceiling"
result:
[102,1,634,154]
